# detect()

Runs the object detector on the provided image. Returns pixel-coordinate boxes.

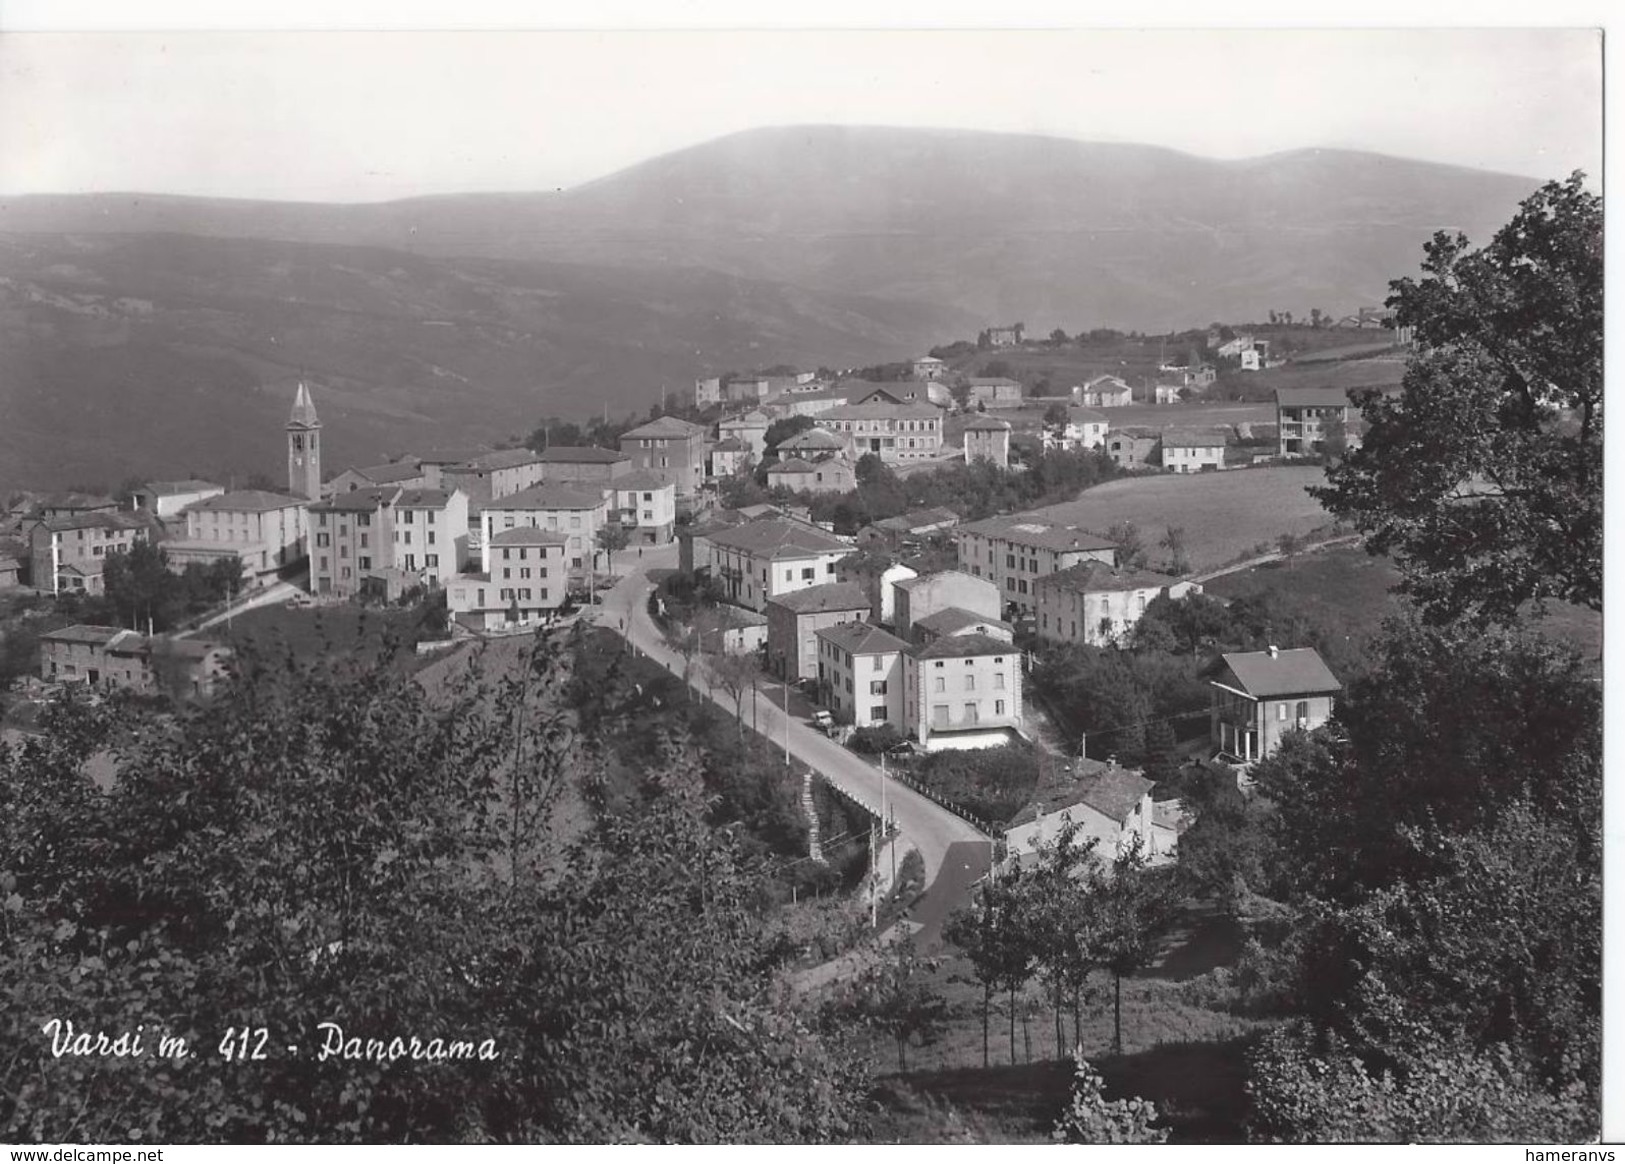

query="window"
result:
[357,514,371,527]
[994,672,1006,689]
[642,492,652,502]
[964,674,975,691]
[503,548,512,560]
[426,554,439,568]
[1006,554,1016,568]
[964,703,979,723]
[802,567,814,580]
[503,568,512,580]
[1277,703,1288,721]
[359,556,371,570]
[401,510,414,524]
[934,676,945,693]
[826,562,836,573]
[319,513,328,527]
[428,531,436,545]
[402,531,412,545]
[359,533,369,549]
[316,532,330,547]
[995,699,1006,716]
[932,704,948,726]
[341,566,352,579]
[427,511,436,524]
[870,680,887,695]
[520,567,532,579]
[870,704,887,721]
[318,555,327,571]
[1296,700,1310,723]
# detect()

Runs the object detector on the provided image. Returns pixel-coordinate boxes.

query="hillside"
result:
[1,126,1546,331]
[0,231,969,490]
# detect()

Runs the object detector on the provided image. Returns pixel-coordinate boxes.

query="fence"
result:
[882,765,997,838]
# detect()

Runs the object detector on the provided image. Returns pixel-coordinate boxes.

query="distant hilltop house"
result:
[1152,383,1182,405]
[911,355,947,381]
[1210,645,1341,767]
[694,376,723,407]
[1073,375,1132,408]
[1042,407,1109,452]
[766,455,857,495]
[1105,426,1162,471]
[718,410,772,460]
[1339,306,1415,344]
[30,511,151,597]
[1216,336,1271,371]
[618,415,710,498]
[985,323,1025,348]
[967,377,1023,408]
[1274,387,1384,458]
[537,445,633,486]
[1159,427,1229,473]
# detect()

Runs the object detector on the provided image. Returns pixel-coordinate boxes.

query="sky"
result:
[0,16,1606,203]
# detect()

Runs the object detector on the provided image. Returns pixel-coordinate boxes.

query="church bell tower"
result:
[287,381,322,500]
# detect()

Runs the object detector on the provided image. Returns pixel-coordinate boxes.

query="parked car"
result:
[811,709,835,735]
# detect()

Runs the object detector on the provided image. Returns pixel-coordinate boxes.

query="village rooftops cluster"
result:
[959,515,1118,554]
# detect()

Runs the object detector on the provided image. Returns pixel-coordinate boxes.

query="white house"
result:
[608,470,676,545]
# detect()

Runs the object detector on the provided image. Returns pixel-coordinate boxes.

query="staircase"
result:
[802,771,825,864]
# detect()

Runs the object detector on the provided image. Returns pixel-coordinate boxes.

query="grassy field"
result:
[1023,465,1334,572]
[853,903,1268,1142]
[1208,545,1602,666]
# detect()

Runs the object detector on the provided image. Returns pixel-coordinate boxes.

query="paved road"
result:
[1189,534,1362,585]
[179,579,300,636]
[593,544,992,972]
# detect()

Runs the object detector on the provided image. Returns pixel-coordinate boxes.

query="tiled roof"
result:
[964,416,1012,431]
[613,470,674,491]
[815,620,911,657]
[1161,427,1230,449]
[393,489,456,508]
[711,437,746,452]
[822,400,941,421]
[779,428,845,450]
[489,527,569,547]
[44,512,148,533]
[915,607,1012,637]
[462,447,543,471]
[489,484,604,511]
[186,489,307,513]
[968,377,1021,388]
[33,492,118,511]
[1036,561,1183,594]
[1084,374,1131,390]
[768,457,818,474]
[893,569,985,593]
[1068,407,1110,424]
[620,415,707,440]
[1275,387,1355,408]
[538,445,628,464]
[144,479,223,495]
[958,515,1117,554]
[310,487,399,513]
[418,448,493,466]
[352,461,425,484]
[766,580,870,614]
[914,632,1012,660]
[40,624,126,645]
[1218,648,1341,698]
[1008,759,1153,828]
[707,518,848,559]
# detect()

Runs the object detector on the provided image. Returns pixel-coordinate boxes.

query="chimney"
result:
[1268,644,1279,659]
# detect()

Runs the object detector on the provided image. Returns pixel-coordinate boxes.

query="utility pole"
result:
[783,672,790,765]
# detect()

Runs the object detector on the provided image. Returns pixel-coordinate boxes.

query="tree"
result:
[596,523,631,569]
[1094,841,1178,1055]
[1042,402,1069,431]
[1107,521,1146,570]
[762,415,817,455]
[1311,172,1601,626]
[834,934,948,1071]
[944,871,1036,1067]
[948,379,974,411]
[1159,526,1190,575]
[1049,328,1070,346]
[102,541,183,632]
[704,650,759,740]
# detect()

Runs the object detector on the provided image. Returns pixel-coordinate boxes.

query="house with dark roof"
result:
[814,620,913,729]
[306,487,401,598]
[537,445,633,487]
[1275,387,1381,458]
[326,460,427,496]
[903,631,1023,749]
[963,415,1013,467]
[38,624,233,698]
[705,518,852,611]
[912,607,1014,647]
[1160,427,1229,473]
[765,580,872,681]
[893,570,1001,642]
[1074,375,1133,408]
[1004,759,1180,868]
[166,490,308,583]
[818,400,944,463]
[967,377,1023,408]
[607,469,677,545]
[447,526,570,631]
[29,512,151,597]
[1034,562,1201,648]
[619,416,710,497]
[955,516,1118,613]
[1210,646,1341,765]
[766,455,856,495]
[1104,425,1163,471]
